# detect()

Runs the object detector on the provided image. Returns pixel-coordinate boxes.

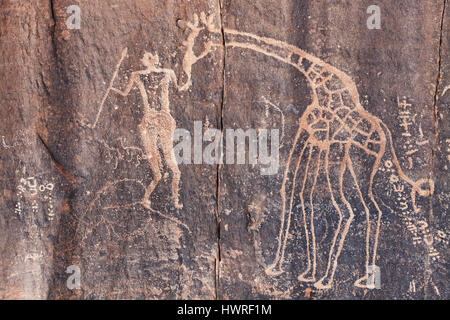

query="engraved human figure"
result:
[111,52,183,209]
[179,13,434,289]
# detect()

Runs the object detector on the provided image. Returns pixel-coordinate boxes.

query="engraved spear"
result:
[92,47,128,128]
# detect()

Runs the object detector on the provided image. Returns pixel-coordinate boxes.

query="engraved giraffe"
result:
[179,13,434,289]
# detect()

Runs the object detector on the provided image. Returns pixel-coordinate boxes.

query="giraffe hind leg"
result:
[354,153,384,289]
[346,155,373,288]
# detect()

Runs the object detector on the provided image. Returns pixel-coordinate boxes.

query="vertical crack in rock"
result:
[37,133,76,188]
[39,73,51,97]
[430,0,446,220]
[433,0,446,141]
[49,0,58,59]
[215,0,227,300]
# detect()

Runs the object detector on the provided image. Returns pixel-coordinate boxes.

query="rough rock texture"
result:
[0,0,448,299]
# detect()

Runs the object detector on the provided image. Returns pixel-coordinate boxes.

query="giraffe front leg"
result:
[265,128,306,276]
[298,146,321,283]
[316,149,344,287]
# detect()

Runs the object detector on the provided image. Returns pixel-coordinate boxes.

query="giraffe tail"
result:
[379,121,434,213]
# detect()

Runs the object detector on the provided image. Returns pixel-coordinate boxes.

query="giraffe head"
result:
[177,12,217,55]
[177,12,216,36]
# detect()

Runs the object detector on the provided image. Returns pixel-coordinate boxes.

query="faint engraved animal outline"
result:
[93,49,183,210]
[81,178,190,234]
[178,12,434,289]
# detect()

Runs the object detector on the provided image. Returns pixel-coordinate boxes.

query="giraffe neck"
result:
[221,28,321,80]
[212,28,363,112]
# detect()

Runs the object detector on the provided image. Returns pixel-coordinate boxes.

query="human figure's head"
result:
[141,51,159,67]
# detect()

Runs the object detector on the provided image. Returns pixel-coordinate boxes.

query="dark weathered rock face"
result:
[0,0,447,299]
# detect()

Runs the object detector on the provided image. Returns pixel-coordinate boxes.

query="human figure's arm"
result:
[111,72,140,96]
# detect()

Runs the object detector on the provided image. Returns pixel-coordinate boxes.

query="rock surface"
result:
[0,0,448,299]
